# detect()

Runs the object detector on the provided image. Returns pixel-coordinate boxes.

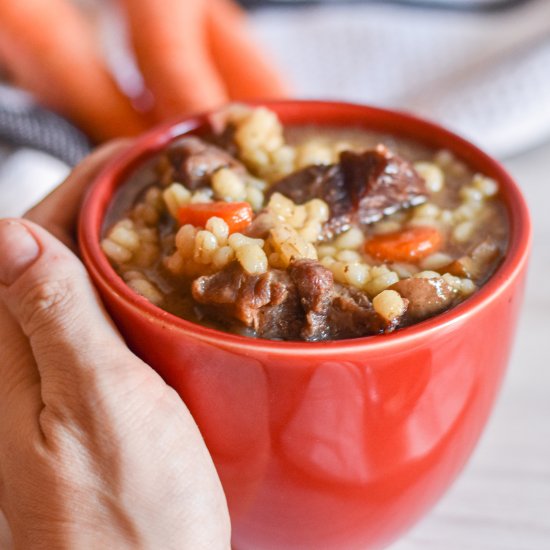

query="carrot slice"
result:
[178,202,253,233]
[364,226,443,263]
[206,0,290,101]
[0,0,146,141]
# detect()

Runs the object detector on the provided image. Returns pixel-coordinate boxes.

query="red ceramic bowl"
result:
[79,101,531,550]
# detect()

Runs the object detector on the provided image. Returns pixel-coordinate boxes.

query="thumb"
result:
[0,218,135,403]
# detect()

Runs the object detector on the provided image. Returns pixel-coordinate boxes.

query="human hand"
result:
[0,0,287,142]
[0,144,231,549]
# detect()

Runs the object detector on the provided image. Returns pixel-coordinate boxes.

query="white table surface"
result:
[389,140,550,550]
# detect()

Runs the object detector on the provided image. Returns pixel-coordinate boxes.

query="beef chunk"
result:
[267,164,353,239]
[206,110,240,156]
[289,259,335,341]
[192,263,303,340]
[160,136,245,189]
[290,259,393,340]
[191,262,275,323]
[327,285,389,339]
[192,260,395,341]
[438,238,501,281]
[268,145,427,240]
[268,165,349,216]
[390,277,457,322]
[340,145,427,224]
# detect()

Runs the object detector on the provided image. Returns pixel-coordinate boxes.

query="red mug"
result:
[79,101,531,549]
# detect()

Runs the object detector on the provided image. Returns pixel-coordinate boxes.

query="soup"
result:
[101,105,507,341]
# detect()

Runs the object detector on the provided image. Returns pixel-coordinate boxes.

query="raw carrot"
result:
[119,0,228,121]
[0,0,146,141]
[364,226,443,263]
[178,202,253,234]
[206,0,290,101]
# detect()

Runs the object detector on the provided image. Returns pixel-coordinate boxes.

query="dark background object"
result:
[0,85,90,166]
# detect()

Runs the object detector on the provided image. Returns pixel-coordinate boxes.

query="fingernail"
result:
[0,220,40,286]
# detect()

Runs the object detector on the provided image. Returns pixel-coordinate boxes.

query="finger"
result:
[119,0,228,121]
[0,219,137,415]
[207,0,290,100]
[25,140,130,248]
[0,509,13,550]
[0,0,147,141]
[0,301,42,443]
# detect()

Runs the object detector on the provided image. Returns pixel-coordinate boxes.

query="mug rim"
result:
[78,100,531,356]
